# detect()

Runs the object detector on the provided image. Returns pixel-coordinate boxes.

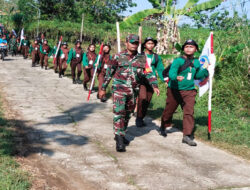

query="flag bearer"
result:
[160,40,209,146]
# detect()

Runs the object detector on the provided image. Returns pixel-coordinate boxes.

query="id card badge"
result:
[61,54,65,59]
[44,50,47,53]
[24,43,26,46]
[89,60,93,65]
[76,54,80,58]
[187,72,192,80]
[35,47,38,50]
[104,64,108,69]
[146,58,152,67]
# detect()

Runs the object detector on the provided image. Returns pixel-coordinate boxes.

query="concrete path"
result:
[0,56,249,190]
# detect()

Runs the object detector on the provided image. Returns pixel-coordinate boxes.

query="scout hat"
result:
[126,34,139,43]
[182,39,199,51]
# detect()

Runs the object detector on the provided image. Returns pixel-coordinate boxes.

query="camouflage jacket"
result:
[101,51,158,92]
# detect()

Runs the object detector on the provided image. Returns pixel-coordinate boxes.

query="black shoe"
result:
[83,84,88,91]
[32,63,35,67]
[41,66,44,69]
[159,127,167,137]
[136,117,144,128]
[115,135,126,152]
[59,74,62,78]
[73,79,77,84]
[182,136,197,146]
[45,67,48,70]
[101,97,107,102]
[55,70,58,73]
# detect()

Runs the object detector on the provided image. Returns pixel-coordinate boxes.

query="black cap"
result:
[182,39,199,51]
[62,42,68,46]
[75,40,81,45]
[142,37,157,52]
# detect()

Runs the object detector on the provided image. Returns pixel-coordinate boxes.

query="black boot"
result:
[182,135,197,146]
[83,84,88,91]
[59,73,62,78]
[114,136,129,146]
[101,96,107,103]
[115,135,126,152]
[45,66,48,70]
[73,78,77,84]
[136,117,145,128]
[32,62,35,67]
[77,78,81,84]
[159,127,167,137]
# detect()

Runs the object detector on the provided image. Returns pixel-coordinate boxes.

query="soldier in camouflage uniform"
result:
[99,34,160,152]
[9,35,17,56]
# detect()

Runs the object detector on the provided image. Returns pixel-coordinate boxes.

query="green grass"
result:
[149,81,250,160]
[0,97,30,190]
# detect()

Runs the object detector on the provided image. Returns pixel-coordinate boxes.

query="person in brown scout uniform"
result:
[29,38,40,67]
[59,42,69,78]
[82,44,97,90]
[136,37,167,127]
[20,35,30,59]
[96,44,112,102]
[39,39,52,70]
[67,40,84,84]
[160,40,209,146]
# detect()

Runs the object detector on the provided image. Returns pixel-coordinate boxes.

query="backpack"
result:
[162,56,194,82]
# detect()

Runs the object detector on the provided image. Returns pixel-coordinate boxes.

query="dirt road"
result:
[0,56,250,190]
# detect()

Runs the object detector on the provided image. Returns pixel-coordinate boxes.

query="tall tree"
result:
[121,0,223,54]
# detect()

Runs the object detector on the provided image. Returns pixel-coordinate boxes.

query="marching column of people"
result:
[4,28,208,152]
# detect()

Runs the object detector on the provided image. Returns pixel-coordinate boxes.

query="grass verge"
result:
[0,95,30,190]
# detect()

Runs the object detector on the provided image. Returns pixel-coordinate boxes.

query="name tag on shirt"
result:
[89,60,93,65]
[24,43,26,46]
[104,64,108,69]
[187,72,192,80]
[76,54,80,58]
[44,50,47,53]
[61,54,65,59]
[35,47,38,50]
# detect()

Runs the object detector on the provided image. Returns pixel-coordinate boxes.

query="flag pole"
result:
[87,43,104,101]
[208,32,214,140]
[116,22,121,53]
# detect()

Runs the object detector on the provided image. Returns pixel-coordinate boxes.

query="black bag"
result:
[162,56,194,81]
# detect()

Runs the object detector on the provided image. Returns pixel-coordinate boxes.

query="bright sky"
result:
[122,0,250,23]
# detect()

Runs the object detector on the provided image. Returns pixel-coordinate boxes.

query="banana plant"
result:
[120,0,223,55]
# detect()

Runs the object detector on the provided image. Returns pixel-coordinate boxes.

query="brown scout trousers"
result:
[97,68,106,93]
[40,54,49,67]
[71,59,82,79]
[137,80,154,119]
[32,51,40,64]
[54,58,60,72]
[83,67,94,86]
[161,88,197,136]
[59,58,67,75]
[22,46,29,58]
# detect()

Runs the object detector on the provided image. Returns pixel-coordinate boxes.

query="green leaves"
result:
[120,8,164,29]
[183,0,223,16]
[184,0,199,9]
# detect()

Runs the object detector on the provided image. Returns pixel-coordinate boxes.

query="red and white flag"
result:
[195,32,216,134]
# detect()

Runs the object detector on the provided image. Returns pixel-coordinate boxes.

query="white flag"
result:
[195,32,216,97]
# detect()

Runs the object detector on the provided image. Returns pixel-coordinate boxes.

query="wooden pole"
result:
[80,13,84,42]
[116,22,121,53]
[138,26,142,53]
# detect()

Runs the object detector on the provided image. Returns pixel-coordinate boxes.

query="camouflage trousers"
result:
[113,88,137,136]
